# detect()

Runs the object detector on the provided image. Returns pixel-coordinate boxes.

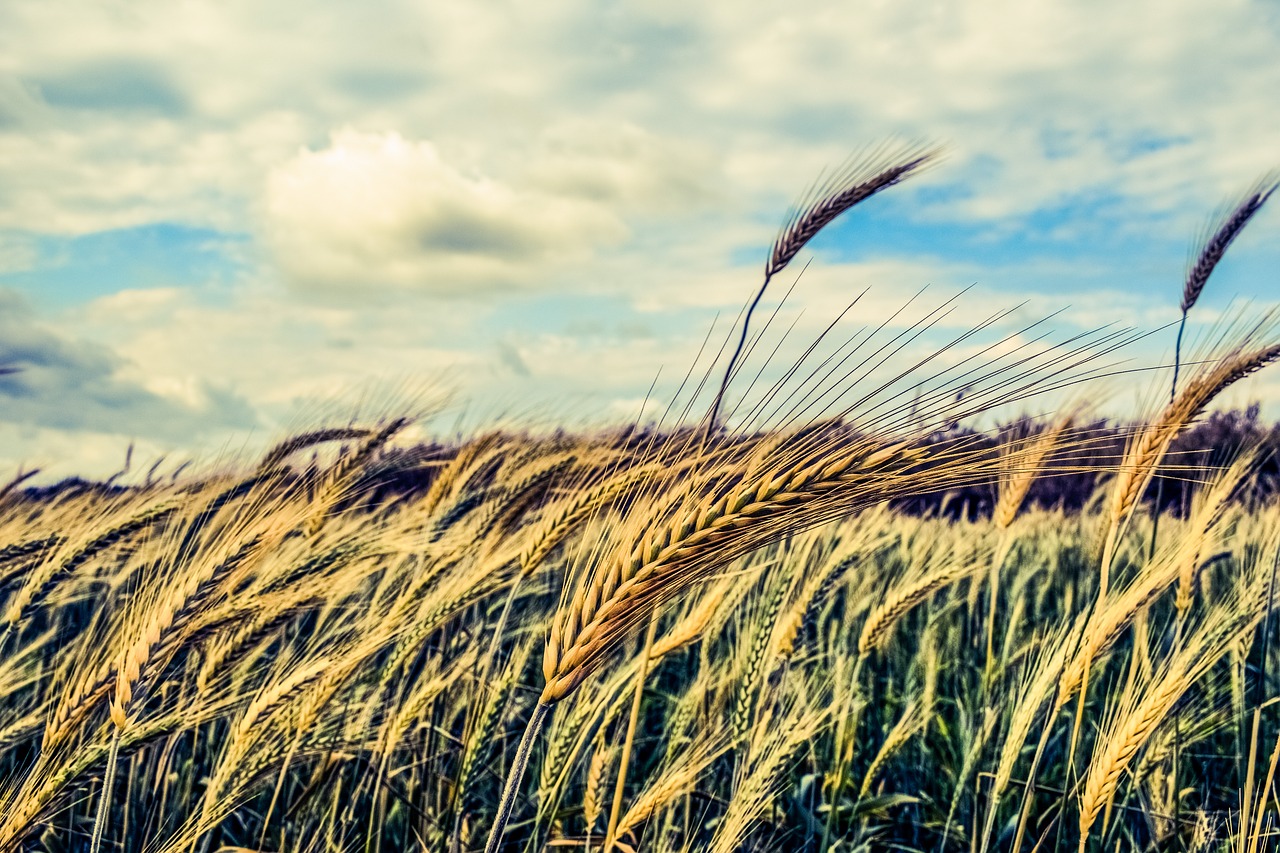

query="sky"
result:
[2,0,1279,481]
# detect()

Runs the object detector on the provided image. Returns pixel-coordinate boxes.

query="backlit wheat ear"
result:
[767,142,942,280]
[540,439,934,704]
[1057,467,1245,715]
[257,427,371,473]
[983,620,1083,851]
[708,699,828,853]
[419,431,505,518]
[1175,446,1260,613]
[859,695,928,797]
[858,557,978,655]
[1181,174,1278,316]
[111,536,266,729]
[994,413,1075,531]
[1173,173,1278,400]
[517,463,664,577]
[304,418,409,537]
[4,500,177,630]
[650,576,733,659]
[610,736,727,849]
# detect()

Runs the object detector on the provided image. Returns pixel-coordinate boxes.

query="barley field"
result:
[3,149,1280,853]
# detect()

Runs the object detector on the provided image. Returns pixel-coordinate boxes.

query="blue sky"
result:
[2,0,1279,479]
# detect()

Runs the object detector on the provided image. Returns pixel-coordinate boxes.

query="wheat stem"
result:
[604,616,658,851]
[484,702,551,853]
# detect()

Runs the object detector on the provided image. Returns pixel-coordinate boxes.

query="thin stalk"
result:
[983,535,1013,691]
[604,615,659,851]
[820,655,865,852]
[1172,615,1186,852]
[485,703,552,853]
[709,273,773,430]
[1256,544,1280,712]
[90,729,121,853]
[1009,711,1056,853]
[1171,313,1188,406]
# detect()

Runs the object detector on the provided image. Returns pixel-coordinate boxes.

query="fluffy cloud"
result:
[262,130,631,295]
[259,120,723,296]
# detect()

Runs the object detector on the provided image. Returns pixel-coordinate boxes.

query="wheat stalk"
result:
[1101,338,1280,596]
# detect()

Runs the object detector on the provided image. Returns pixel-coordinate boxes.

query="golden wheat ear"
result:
[1182,173,1279,316]
[1172,171,1279,400]
[709,141,942,427]
[768,142,942,280]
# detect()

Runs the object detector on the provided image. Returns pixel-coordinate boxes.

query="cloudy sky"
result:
[2,0,1279,480]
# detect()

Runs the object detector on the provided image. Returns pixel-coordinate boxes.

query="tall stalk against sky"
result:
[706,143,939,430]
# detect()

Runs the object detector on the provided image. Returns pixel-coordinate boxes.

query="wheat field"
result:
[3,148,1280,853]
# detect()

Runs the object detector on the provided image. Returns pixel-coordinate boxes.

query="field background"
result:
[3,400,1280,853]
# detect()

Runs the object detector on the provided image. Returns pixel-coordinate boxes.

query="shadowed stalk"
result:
[820,655,865,852]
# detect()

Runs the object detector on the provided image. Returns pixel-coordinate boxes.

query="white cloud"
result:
[262,129,630,295]
[521,119,719,210]
[4,0,1278,242]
